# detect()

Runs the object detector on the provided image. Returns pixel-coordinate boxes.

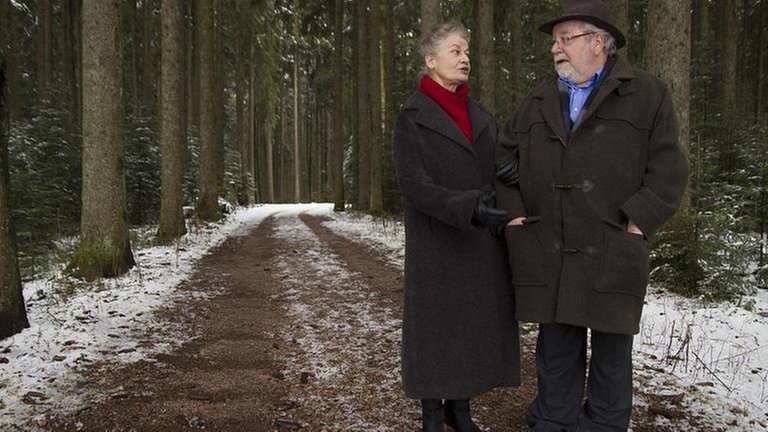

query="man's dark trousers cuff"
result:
[526,323,633,432]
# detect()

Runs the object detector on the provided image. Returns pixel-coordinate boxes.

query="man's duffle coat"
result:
[495,56,688,335]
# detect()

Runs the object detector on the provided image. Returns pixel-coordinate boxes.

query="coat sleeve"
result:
[495,110,528,220]
[619,84,689,238]
[393,112,481,231]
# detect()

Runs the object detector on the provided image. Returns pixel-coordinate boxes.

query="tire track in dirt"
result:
[265,213,419,430]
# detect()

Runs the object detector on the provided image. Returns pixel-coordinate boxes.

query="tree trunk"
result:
[506,0,523,114]
[157,0,187,243]
[698,0,710,44]
[1,1,22,122]
[646,0,691,213]
[235,12,246,204]
[350,0,359,206]
[356,1,371,210]
[254,101,263,203]
[126,0,140,108]
[757,0,766,127]
[194,0,219,220]
[265,114,274,203]
[35,0,51,103]
[383,0,396,211]
[332,0,345,211]
[420,0,441,36]
[191,0,200,131]
[213,0,225,198]
[292,10,301,203]
[76,0,135,279]
[143,0,154,107]
[280,101,287,202]
[475,0,495,114]
[0,54,29,339]
[186,0,195,132]
[608,0,630,55]
[369,0,383,213]
[720,0,738,173]
[63,0,81,120]
[246,55,256,204]
[313,92,322,200]
[646,0,696,293]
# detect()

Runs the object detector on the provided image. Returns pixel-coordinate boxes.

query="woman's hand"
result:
[495,159,520,187]
[471,188,510,228]
[508,217,526,226]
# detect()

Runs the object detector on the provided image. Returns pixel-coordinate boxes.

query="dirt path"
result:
[34,211,683,431]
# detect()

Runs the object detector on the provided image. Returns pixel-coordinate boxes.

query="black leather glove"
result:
[471,188,510,228]
[495,158,520,187]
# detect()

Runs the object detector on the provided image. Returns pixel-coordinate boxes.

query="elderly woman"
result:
[393,21,520,432]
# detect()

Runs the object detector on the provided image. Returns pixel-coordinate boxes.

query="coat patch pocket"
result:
[594,222,649,298]
[504,218,546,285]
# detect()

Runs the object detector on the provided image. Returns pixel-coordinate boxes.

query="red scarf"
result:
[419,75,473,143]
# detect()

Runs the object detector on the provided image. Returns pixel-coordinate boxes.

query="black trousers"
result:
[527,323,633,432]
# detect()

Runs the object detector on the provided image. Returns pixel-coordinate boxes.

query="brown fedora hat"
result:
[539,0,626,49]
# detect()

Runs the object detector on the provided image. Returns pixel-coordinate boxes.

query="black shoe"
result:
[445,399,481,432]
[422,399,445,432]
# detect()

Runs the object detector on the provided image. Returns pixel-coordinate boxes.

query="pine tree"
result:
[0,54,29,339]
[332,0,345,211]
[195,0,219,220]
[157,0,187,243]
[74,0,135,279]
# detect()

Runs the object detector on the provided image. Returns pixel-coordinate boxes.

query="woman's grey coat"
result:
[495,55,688,335]
[394,91,520,399]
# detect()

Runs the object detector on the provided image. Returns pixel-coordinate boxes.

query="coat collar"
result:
[533,55,637,139]
[403,92,490,153]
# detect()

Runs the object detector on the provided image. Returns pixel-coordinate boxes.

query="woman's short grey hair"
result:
[418,21,471,77]
[578,21,617,56]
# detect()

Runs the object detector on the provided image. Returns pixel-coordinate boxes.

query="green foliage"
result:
[652,121,768,300]
[8,97,81,245]
[224,136,243,205]
[184,129,200,207]
[70,234,133,281]
[125,105,161,226]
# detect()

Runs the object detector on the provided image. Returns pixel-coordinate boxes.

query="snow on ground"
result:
[2,203,767,431]
[632,287,768,430]
[0,203,332,430]
[268,214,418,429]
[322,211,768,431]
[321,211,405,269]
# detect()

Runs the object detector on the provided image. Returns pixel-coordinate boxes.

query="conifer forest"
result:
[1,0,768,334]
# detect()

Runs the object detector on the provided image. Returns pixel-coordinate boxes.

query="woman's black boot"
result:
[422,399,445,432]
[445,399,481,432]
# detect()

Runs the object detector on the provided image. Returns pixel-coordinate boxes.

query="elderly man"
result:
[495,0,688,431]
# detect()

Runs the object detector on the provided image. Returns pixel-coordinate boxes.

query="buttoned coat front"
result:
[394,91,520,399]
[495,56,688,335]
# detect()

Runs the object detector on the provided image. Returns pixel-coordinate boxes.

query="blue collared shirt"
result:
[559,66,605,123]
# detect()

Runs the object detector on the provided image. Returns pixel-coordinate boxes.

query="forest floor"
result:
[5,208,764,431]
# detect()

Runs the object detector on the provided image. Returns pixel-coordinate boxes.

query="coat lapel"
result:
[406,92,474,153]
[536,84,568,142]
[572,56,637,133]
[468,98,491,145]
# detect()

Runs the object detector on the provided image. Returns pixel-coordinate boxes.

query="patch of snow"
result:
[633,287,768,430]
[269,215,419,429]
[321,212,405,270]
[0,203,331,429]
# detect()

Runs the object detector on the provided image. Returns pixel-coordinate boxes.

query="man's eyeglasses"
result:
[551,32,595,47]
